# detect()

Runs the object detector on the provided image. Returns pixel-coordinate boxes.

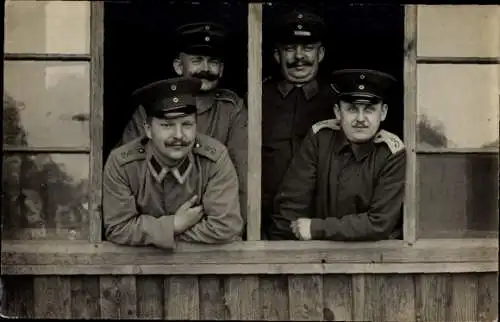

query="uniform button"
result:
[298,13,303,19]
[205,36,210,42]
[205,25,210,31]
[360,74,365,79]
[297,24,303,30]
[171,84,177,91]
[195,143,200,148]
[173,97,179,103]
[358,85,365,90]
[137,147,145,153]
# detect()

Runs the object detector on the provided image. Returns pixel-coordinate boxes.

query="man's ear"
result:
[173,56,183,76]
[381,103,388,122]
[273,48,281,64]
[333,103,341,120]
[318,45,325,63]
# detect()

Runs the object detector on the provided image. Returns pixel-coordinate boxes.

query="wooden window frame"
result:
[1,3,498,276]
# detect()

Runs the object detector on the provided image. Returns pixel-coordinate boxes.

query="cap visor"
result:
[339,92,382,104]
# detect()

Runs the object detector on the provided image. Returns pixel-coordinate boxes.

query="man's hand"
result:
[173,195,203,234]
[290,218,312,240]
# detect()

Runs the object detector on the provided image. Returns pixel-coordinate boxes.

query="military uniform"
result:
[270,69,405,241]
[103,77,243,249]
[261,10,336,236]
[121,22,248,223]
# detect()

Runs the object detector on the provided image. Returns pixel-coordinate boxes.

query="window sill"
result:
[1,239,497,275]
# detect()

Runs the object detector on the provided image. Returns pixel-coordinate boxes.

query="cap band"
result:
[150,105,197,119]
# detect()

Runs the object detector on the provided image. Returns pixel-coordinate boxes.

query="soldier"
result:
[121,22,248,224]
[103,77,243,249]
[270,69,405,241]
[261,9,337,238]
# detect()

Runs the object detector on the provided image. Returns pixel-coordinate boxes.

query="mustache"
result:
[164,139,190,147]
[352,122,369,128]
[192,72,219,81]
[287,60,313,68]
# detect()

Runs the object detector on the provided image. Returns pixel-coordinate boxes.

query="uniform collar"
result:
[334,130,376,162]
[277,79,319,101]
[196,91,217,114]
[146,143,194,184]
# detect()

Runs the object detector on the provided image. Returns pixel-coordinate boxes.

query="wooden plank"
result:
[164,276,199,320]
[417,57,500,64]
[70,276,100,318]
[403,4,418,244]
[415,274,452,322]
[361,275,384,322]
[246,2,263,241]
[477,273,499,322]
[417,147,499,154]
[2,146,90,153]
[199,276,225,320]
[2,239,498,266]
[450,274,479,321]
[351,275,366,322]
[4,53,91,61]
[224,276,260,320]
[322,275,353,321]
[288,275,323,321]
[259,276,289,320]
[3,261,498,276]
[2,276,34,318]
[33,276,71,318]
[99,276,137,319]
[136,276,164,319]
[382,275,416,321]
[89,0,104,244]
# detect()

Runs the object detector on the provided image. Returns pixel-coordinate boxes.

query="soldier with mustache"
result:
[270,69,405,241]
[261,9,337,238]
[121,22,248,227]
[103,77,243,249]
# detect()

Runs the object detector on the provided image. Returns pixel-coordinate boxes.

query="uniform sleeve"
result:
[121,106,147,144]
[270,131,319,240]
[226,100,248,223]
[177,149,244,243]
[103,153,176,249]
[310,149,406,241]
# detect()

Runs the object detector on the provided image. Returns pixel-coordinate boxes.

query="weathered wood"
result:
[2,239,497,267]
[417,147,499,154]
[2,273,498,320]
[4,53,91,61]
[382,275,416,321]
[288,275,323,321]
[89,0,104,244]
[224,276,260,320]
[2,276,34,318]
[199,276,225,320]
[33,276,71,318]
[322,275,353,321]
[450,274,479,321]
[259,276,289,320]
[477,273,499,322]
[3,261,497,275]
[70,276,100,318]
[136,276,163,319]
[246,2,263,241]
[417,57,500,64]
[99,276,137,319]
[165,276,199,319]
[415,274,452,322]
[403,4,418,244]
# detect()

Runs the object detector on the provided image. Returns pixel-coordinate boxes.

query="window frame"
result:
[1,2,498,276]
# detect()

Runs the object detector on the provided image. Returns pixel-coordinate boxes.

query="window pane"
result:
[418,153,499,239]
[3,61,90,148]
[4,0,90,54]
[2,153,89,241]
[417,64,499,149]
[417,5,500,58]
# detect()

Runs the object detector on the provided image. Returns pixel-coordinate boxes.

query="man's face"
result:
[144,114,197,161]
[334,100,388,143]
[274,41,325,84]
[173,53,224,92]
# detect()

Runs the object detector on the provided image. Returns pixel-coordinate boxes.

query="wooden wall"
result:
[2,273,498,321]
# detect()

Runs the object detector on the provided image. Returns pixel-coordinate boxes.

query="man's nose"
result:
[200,59,209,70]
[173,125,183,138]
[294,46,305,59]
